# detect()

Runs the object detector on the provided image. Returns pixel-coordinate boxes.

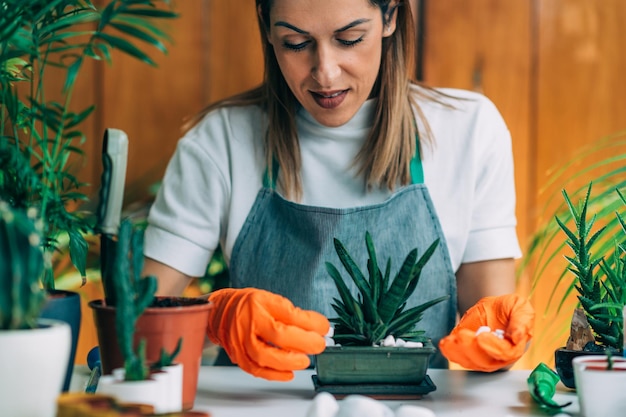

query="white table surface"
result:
[72,366,582,417]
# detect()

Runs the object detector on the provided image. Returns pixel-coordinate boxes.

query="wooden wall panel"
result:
[98,0,210,201]
[422,1,533,263]
[206,0,264,102]
[529,0,626,366]
[421,0,532,367]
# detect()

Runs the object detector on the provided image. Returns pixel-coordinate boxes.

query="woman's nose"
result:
[311,44,341,87]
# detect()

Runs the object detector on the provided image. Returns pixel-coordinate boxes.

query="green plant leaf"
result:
[332,237,379,323]
[377,248,417,323]
[109,22,167,53]
[96,32,156,66]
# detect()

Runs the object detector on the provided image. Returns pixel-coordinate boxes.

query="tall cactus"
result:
[112,219,157,381]
[0,201,47,330]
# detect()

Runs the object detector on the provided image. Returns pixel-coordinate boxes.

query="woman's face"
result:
[266,0,396,128]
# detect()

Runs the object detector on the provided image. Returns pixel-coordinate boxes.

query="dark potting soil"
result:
[148,297,208,308]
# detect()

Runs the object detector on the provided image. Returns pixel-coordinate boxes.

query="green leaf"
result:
[68,229,88,281]
[120,8,179,19]
[325,262,357,317]
[96,32,156,66]
[332,237,379,323]
[109,22,167,53]
[378,248,417,323]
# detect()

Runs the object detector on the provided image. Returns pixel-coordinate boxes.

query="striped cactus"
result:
[0,202,47,330]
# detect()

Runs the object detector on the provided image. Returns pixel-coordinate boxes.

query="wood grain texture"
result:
[422,0,533,262]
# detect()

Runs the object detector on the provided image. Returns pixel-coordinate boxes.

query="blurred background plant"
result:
[519,131,626,360]
[0,0,178,289]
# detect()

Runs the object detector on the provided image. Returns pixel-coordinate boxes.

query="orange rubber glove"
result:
[206,288,330,381]
[439,294,534,372]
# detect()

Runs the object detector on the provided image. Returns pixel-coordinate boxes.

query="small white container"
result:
[573,354,626,417]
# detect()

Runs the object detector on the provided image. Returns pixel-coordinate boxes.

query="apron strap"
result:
[410,139,424,185]
[262,136,424,189]
[262,156,280,189]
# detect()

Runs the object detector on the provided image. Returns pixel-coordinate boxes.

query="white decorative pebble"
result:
[475,326,492,335]
[404,341,424,348]
[307,392,339,417]
[335,395,394,417]
[395,338,407,347]
[394,405,437,417]
[382,335,396,346]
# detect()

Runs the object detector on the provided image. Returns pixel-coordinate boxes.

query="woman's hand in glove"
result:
[206,288,330,381]
[439,293,534,372]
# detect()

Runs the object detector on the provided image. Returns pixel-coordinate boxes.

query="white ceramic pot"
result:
[97,364,183,413]
[0,318,71,417]
[573,354,626,417]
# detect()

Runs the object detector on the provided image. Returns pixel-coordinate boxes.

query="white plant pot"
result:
[97,364,183,414]
[0,318,71,417]
[153,363,183,413]
[573,354,626,417]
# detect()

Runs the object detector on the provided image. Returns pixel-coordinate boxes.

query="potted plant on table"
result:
[550,184,626,389]
[90,219,186,414]
[0,0,178,390]
[89,156,211,412]
[0,201,71,417]
[314,232,449,398]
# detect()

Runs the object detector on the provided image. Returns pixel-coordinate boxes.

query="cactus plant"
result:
[111,219,157,381]
[109,219,183,381]
[325,231,449,346]
[0,201,47,330]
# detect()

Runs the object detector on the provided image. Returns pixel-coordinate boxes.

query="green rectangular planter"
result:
[315,341,436,385]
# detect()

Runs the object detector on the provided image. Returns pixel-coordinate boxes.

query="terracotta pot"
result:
[89,297,211,410]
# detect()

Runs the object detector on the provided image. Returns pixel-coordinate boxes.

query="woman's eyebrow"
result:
[273,18,371,35]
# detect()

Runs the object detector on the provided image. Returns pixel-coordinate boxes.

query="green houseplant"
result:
[519,132,626,387]
[315,231,449,393]
[93,219,187,414]
[90,217,211,411]
[550,184,626,388]
[0,0,178,391]
[0,201,71,417]
[0,0,178,287]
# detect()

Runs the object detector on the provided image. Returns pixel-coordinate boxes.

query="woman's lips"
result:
[311,90,348,109]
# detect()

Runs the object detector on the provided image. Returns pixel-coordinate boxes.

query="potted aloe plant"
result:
[0,201,71,417]
[314,232,449,397]
[548,184,626,389]
[0,0,178,390]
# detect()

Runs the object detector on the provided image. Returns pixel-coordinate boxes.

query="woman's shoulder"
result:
[410,84,506,130]
[181,103,266,149]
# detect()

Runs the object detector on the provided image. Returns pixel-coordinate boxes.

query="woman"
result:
[143,0,532,380]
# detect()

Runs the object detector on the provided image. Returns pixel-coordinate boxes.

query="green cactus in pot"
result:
[0,201,47,330]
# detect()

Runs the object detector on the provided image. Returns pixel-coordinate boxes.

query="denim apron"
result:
[218,146,458,368]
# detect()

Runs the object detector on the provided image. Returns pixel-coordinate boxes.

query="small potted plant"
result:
[0,201,71,417]
[551,184,626,388]
[573,351,626,416]
[90,218,211,411]
[91,218,196,414]
[1,0,178,391]
[314,232,449,396]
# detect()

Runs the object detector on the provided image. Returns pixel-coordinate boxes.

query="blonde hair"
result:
[186,0,439,200]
